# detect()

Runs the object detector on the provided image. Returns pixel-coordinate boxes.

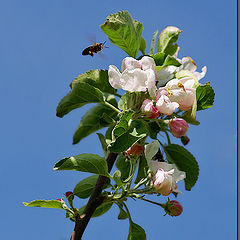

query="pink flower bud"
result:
[169,118,189,138]
[65,191,74,199]
[141,99,159,119]
[181,135,190,145]
[152,168,175,196]
[124,143,143,157]
[164,200,183,216]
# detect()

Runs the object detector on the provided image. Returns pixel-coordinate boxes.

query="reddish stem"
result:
[71,152,118,240]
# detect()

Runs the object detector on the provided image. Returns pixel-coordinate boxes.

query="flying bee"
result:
[82,41,107,57]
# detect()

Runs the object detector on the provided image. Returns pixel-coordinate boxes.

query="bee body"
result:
[82,42,105,57]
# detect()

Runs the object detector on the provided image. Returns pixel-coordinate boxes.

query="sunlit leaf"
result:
[164,144,199,190]
[53,154,110,177]
[101,11,143,58]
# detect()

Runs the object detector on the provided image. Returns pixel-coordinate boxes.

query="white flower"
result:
[156,77,196,111]
[156,95,179,115]
[144,140,186,195]
[167,77,196,111]
[178,57,207,81]
[156,56,207,88]
[108,56,157,97]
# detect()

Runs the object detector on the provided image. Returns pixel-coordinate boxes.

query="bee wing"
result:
[97,50,108,60]
[87,33,96,45]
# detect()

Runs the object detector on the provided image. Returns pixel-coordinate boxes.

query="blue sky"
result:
[0,0,237,239]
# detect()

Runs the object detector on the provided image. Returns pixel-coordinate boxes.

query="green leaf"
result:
[73,95,118,144]
[70,69,116,95]
[97,133,109,158]
[118,208,128,220]
[117,203,128,220]
[157,26,182,56]
[105,125,115,146]
[196,83,215,111]
[116,154,131,181]
[139,37,146,55]
[56,82,104,118]
[147,121,160,139]
[128,221,146,240]
[163,144,199,191]
[92,202,113,217]
[112,111,134,139]
[162,55,181,68]
[78,202,113,218]
[53,154,110,177]
[73,175,110,199]
[109,120,147,153]
[134,154,148,184]
[149,30,158,55]
[118,93,127,110]
[100,11,143,58]
[181,110,200,125]
[151,52,167,66]
[23,200,65,209]
[147,120,168,139]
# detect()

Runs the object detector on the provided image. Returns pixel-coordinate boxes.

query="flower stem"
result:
[104,101,121,113]
[164,131,171,145]
[138,197,165,208]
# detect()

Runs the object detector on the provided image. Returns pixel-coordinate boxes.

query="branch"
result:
[71,152,118,240]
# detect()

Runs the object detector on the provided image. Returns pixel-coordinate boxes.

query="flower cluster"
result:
[108,53,206,139]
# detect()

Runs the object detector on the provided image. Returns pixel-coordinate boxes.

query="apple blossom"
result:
[156,77,196,111]
[156,55,207,89]
[152,168,175,196]
[144,141,186,195]
[169,118,189,138]
[141,99,159,119]
[108,56,157,97]
[178,57,207,81]
[156,95,179,115]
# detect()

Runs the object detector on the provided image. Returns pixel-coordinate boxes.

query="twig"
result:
[71,152,118,240]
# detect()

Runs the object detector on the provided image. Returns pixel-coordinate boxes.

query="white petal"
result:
[180,57,197,72]
[141,99,153,112]
[121,57,141,72]
[144,140,160,164]
[108,65,123,89]
[154,169,165,184]
[194,66,207,81]
[157,66,177,87]
[121,69,147,92]
[156,95,179,115]
[165,78,180,88]
[139,56,156,71]
[171,164,186,182]
[145,69,157,98]
[179,77,195,89]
